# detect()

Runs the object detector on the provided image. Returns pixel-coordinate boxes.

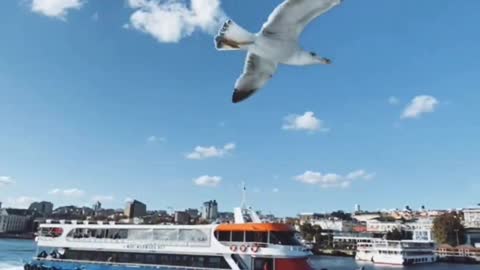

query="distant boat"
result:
[356,239,437,265]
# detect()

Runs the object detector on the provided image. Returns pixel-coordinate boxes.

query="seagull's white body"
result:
[215,0,343,103]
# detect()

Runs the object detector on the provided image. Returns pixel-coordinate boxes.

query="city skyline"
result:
[1,0,480,216]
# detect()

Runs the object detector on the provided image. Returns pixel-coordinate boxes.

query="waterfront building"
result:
[298,212,324,223]
[465,228,480,247]
[0,208,32,233]
[124,200,147,218]
[29,201,54,217]
[311,218,353,232]
[352,213,381,223]
[185,208,200,219]
[354,204,361,213]
[464,208,480,228]
[366,220,403,233]
[404,218,435,242]
[174,211,190,225]
[93,201,102,212]
[202,200,218,221]
[217,212,234,223]
[51,206,93,219]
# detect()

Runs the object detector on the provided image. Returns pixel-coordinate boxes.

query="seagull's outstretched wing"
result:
[262,0,341,40]
[232,53,277,103]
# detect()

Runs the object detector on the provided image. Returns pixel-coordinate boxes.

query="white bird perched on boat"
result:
[215,0,343,103]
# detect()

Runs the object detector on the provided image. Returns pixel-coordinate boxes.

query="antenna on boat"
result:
[240,182,247,209]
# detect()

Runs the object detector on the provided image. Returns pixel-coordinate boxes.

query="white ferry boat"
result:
[25,207,312,270]
[355,239,437,265]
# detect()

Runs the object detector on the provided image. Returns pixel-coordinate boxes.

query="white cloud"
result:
[147,135,166,143]
[346,170,375,180]
[0,176,15,187]
[401,95,439,119]
[193,175,221,187]
[295,169,375,189]
[186,143,235,160]
[282,112,329,133]
[30,0,84,19]
[92,195,115,203]
[388,96,399,105]
[49,188,85,197]
[126,0,225,43]
[6,196,38,209]
[272,188,279,193]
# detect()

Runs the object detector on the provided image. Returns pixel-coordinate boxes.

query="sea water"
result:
[1,239,479,270]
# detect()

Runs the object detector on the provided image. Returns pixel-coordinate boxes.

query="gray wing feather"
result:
[262,0,341,40]
[232,53,277,103]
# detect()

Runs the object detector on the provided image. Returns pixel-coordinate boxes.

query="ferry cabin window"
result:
[269,231,301,246]
[246,232,268,243]
[232,231,244,242]
[218,231,230,241]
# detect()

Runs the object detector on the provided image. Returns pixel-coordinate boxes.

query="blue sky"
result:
[1,0,480,216]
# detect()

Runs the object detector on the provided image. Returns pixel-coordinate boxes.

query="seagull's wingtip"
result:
[232,89,256,103]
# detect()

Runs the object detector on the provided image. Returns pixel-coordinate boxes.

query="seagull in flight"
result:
[215,0,342,103]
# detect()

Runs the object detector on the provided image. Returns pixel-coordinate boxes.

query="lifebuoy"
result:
[239,245,248,252]
[230,245,238,252]
[251,245,260,253]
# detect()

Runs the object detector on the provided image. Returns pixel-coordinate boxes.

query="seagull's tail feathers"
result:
[215,19,255,51]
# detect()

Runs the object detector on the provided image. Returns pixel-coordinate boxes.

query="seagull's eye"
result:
[310,52,316,57]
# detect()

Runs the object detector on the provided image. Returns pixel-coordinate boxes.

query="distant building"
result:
[218,212,234,223]
[465,228,480,247]
[95,208,115,217]
[366,220,403,233]
[93,201,102,212]
[0,209,32,233]
[464,208,480,228]
[174,211,190,225]
[28,201,54,217]
[202,200,218,221]
[311,219,354,232]
[355,204,361,213]
[185,208,200,219]
[352,213,381,223]
[298,213,326,223]
[125,200,147,218]
[404,218,435,241]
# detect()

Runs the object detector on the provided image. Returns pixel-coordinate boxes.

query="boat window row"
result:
[59,250,230,269]
[401,242,435,248]
[65,228,210,244]
[38,227,63,238]
[214,231,301,246]
[376,250,433,256]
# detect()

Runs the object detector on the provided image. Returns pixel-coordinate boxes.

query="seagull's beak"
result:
[317,57,332,65]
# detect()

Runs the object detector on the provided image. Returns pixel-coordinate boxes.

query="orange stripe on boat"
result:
[215,223,293,232]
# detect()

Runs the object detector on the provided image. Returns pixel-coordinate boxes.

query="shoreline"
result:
[0,233,35,240]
